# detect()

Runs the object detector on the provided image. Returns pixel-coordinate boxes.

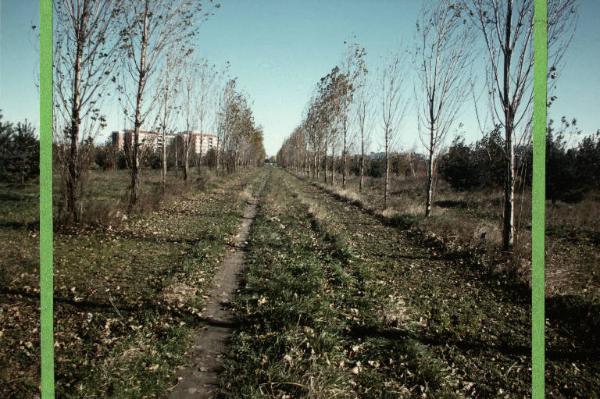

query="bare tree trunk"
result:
[305,152,310,176]
[384,145,390,210]
[425,137,435,217]
[174,138,179,177]
[183,137,190,182]
[198,134,203,172]
[331,149,336,186]
[161,132,167,192]
[129,1,149,211]
[425,119,435,217]
[342,151,346,188]
[503,128,515,250]
[67,23,84,222]
[502,0,514,251]
[323,139,328,183]
[216,139,220,173]
[359,134,365,193]
[342,122,347,189]
[130,127,142,211]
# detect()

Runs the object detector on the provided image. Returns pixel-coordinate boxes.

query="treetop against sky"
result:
[1,0,599,156]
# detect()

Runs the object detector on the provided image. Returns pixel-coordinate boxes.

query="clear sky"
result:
[1,0,599,156]
[0,1,39,129]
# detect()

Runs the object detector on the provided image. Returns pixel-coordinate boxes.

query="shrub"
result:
[575,130,600,190]
[0,114,39,183]
[438,136,480,191]
[440,118,599,203]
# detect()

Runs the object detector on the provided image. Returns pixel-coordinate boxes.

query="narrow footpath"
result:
[169,174,268,398]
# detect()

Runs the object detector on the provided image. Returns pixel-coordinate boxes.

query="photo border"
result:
[36,1,549,397]
[532,0,548,398]
[40,0,54,397]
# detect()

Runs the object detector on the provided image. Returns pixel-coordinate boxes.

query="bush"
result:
[438,131,505,191]
[0,113,39,183]
[545,118,600,203]
[546,125,581,203]
[146,151,162,169]
[440,118,600,203]
[575,131,600,190]
[438,136,480,191]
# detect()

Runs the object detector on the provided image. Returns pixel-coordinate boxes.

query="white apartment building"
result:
[111,130,217,155]
[111,130,167,151]
[182,131,218,155]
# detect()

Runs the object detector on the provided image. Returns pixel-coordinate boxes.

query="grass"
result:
[219,168,534,398]
[285,168,599,398]
[54,168,219,226]
[2,166,597,397]
[0,166,266,398]
[305,171,599,301]
[0,180,39,396]
[218,171,356,398]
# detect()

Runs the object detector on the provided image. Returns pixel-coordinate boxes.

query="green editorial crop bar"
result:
[40,0,54,398]
[532,0,548,398]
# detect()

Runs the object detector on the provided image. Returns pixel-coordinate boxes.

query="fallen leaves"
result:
[1,170,266,397]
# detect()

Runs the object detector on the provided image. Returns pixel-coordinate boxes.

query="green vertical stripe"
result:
[532,0,548,398]
[39,0,54,398]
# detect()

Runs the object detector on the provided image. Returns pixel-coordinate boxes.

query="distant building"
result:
[111,130,165,152]
[112,130,218,155]
[179,131,219,155]
[111,131,124,150]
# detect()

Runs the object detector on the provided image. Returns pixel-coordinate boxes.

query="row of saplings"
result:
[287,122,600,205]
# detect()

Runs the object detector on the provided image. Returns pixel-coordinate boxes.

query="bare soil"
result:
[169,175,267,398]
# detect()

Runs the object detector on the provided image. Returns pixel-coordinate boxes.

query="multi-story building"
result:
[111,130,159,151]
[179,131,219,155]
[111,131,125,150]
[111,130,178,152]
[112,130,219,155]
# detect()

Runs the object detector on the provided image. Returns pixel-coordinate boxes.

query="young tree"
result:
[190,60,219,176]
[415,0,474,217]
[152,51,184,191]
[54,0,122,222]
[380,53,409,209]
[304,95,327,180]
[181,59,196,182]
[216,79,237,174]
[317,66,345,186]
[277,126,307,173]
[339,41,367,189]
[353,68,374,193]
[118,0,213,210]
[213,64,231,165]
[465,0,577,250]
[215,80,264,173]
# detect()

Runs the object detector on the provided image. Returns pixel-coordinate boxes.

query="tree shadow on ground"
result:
[348,324,600,362]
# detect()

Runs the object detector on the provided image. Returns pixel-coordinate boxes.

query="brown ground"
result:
[169,175,267,398]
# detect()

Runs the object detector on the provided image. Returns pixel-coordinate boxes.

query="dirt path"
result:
[169,174,268,399]
[216,169,532,397]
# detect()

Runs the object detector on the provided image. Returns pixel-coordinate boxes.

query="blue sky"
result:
[1,0,599,156]
[0,1,39,128]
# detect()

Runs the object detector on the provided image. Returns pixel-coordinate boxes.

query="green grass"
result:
[285,169,599,398]
[1,167,266,398]
[319,173,599,301]
[218,169,466,398]
[218,172,355,398]
[0,180,40,396]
